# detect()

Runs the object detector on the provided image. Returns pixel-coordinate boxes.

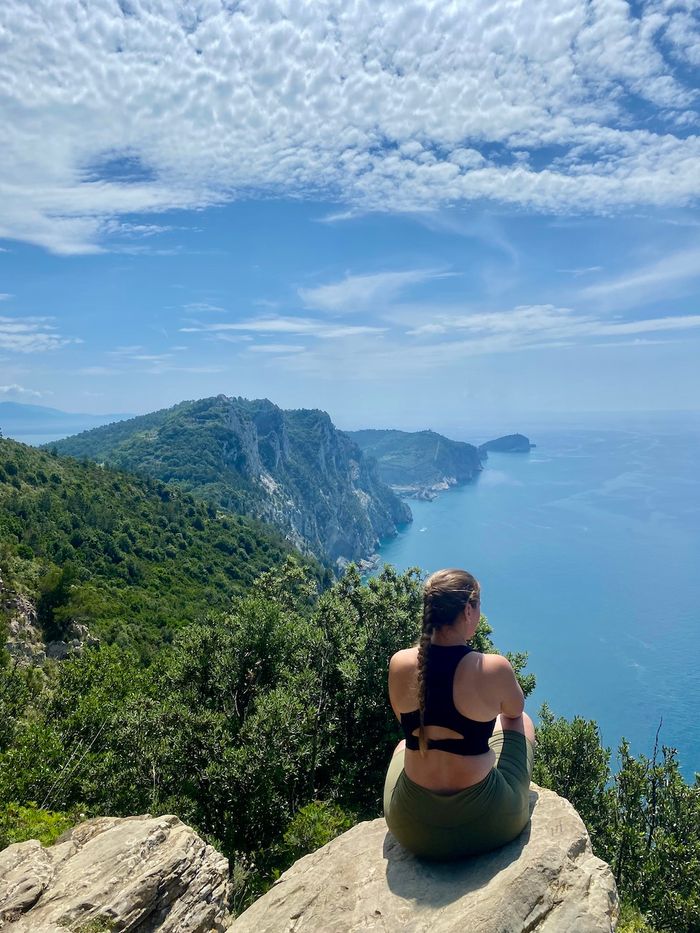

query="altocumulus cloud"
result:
[1,0,699,254]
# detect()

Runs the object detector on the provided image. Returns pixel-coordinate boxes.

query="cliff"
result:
[346,428,482,500]
[48,396,411,566]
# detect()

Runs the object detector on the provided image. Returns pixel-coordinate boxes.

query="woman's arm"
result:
[484,653,525,718]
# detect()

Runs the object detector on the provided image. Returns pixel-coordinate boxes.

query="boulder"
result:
[0,814,230,932]
[230,784,618,932]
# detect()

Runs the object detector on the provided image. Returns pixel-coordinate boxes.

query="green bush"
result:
[0,802,79,848]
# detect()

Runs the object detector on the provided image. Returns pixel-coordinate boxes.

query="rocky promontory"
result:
[346,428,482,500]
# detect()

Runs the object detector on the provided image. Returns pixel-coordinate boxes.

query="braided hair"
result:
[416,569,480,757]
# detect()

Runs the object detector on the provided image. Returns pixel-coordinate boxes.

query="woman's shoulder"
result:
[389,646,418,673]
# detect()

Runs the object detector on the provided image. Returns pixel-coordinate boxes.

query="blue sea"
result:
[377,414,700,780]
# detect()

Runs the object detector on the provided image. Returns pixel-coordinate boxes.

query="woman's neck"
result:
[431,625,468,646]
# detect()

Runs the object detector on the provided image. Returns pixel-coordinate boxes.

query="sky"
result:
[1,0,699,433]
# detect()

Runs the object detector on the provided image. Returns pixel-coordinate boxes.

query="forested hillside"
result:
[49,396,411,564]
[0,436,321,654]
[1,560,697,930]
[346,428,482,495]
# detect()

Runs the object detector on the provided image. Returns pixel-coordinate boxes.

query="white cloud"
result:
[299,269,452,313]
[0,294,11,300]
[405,304,700,348]
[183,302,226,313]
[578,246,700,309]
[0,383,45,398]
[0,315,75,353]
[247,344,306,354]
[1,1,698,253]
[181,316,386,339]
[78,366,120,376]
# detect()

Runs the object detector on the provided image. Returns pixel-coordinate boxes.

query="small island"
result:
[479,433,534,455]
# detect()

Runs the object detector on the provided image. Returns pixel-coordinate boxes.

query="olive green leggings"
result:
[383,730,534,860]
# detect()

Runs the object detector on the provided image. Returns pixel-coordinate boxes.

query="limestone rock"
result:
[0,813,230,932]
[230,785,618,933]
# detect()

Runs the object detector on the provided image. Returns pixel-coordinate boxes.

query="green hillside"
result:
[0,436,320,654]
[48,396,411,563]
[346,428,482,490]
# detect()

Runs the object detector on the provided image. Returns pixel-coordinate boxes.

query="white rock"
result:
[230,785,618,933]
[0,814,230,932]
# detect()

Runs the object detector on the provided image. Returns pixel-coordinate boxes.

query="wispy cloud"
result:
[247,344,306,354]
[406,305,700,344]
[299,269,454,314]
[183,302,226,313]
[0,383,46,398]
[78,366,120,376]
[1,1,698,253]
[0,315,76,353]
[181,316,386,339]
[579,246,700,310]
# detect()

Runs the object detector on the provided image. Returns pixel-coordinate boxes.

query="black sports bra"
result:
[400,644,496,756]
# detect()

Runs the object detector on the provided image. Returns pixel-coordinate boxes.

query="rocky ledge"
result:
[230,784,618,933]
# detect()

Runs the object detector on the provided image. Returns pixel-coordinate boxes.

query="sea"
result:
[376,413,700,781]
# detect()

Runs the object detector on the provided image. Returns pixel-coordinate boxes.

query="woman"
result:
[383,568,535,859]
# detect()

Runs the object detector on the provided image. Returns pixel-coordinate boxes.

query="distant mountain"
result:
[48,395,411,565]
[0,402,133,444]
[479,433,534,454]
[345,428,482,499]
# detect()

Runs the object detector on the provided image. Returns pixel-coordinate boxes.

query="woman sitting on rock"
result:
[384,568,535,859]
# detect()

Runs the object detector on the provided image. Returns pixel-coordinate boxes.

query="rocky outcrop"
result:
[346,429,482,500]
[0,814,230,932]
[1,573,98,665]
[479,433,534,454]
[230,785,618,932]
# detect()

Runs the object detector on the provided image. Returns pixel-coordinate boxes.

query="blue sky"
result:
[1,0,699,432]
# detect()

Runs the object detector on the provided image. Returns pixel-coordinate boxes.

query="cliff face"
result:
[346,428,482,498]
[50,396,411,565]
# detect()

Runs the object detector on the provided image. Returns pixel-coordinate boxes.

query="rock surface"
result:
[0,814,230,932]
[230,785,618,933]
[1,572,98,666]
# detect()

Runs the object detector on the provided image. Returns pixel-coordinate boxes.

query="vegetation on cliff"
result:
[479,433,533,454]
[0,436,320,655]
[1,557,698,929]
[47,396,411,563]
